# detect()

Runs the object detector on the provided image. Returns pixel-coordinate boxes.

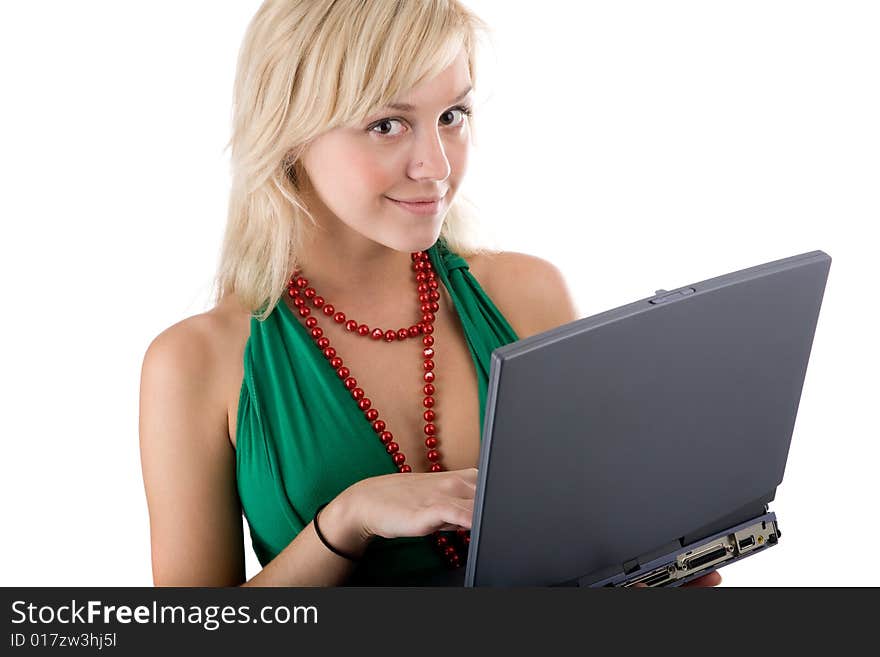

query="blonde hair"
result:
[213,0,495,320]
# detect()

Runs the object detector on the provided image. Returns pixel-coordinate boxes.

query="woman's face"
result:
[299,48,473,254]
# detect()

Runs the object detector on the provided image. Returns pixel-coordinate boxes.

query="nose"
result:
[409,129,451,181]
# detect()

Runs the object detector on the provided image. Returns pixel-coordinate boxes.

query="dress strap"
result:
[435,237,470,272]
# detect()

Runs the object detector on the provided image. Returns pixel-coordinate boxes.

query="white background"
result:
[1,1,876,586]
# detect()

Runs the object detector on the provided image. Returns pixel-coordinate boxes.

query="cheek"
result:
[448,140,469,176]
[349,151,397,194]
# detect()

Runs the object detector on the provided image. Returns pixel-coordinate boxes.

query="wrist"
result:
[317,488,373,560]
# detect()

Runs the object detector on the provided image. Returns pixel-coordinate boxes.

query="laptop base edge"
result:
[580,511,781,588]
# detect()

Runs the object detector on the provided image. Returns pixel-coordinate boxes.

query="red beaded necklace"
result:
[286,249,469,569]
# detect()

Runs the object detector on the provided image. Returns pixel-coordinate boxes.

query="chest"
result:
[225,280,485,474]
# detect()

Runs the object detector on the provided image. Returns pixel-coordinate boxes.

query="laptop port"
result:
[684,545,729,570]
[623,565,674,588]
[639,570,673,587]
[738,535,755,550]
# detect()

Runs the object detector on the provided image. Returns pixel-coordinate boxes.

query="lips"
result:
[389,192,448,203]
[386,195,446,216]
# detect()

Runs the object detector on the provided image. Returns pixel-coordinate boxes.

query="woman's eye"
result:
[370,119,403,137]
[369,106,472,137]
[442,106,473,127]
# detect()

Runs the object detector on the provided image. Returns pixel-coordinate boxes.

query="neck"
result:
[293,228,436,326]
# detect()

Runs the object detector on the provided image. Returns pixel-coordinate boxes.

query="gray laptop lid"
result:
[464,250,831,587]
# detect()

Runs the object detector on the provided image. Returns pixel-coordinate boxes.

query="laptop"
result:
[458,249,831,587]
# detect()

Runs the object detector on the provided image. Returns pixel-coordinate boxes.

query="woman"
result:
[139,0,721,588]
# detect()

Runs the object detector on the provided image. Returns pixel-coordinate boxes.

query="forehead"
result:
[383,49,472,110]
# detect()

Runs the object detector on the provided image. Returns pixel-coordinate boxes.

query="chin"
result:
[388,225,444,254]
[416,228,445,253]
[390,238,437,255]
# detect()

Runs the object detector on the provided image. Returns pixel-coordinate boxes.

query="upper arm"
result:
[138,317,245,586]
[484,252,581,339]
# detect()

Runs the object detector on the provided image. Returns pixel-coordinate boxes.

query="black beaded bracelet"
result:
[313,502,361,562]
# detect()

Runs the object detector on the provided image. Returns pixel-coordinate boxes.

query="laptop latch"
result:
[622,558,641,575]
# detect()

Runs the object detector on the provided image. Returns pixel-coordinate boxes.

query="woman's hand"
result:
[342,468,722,589]
[346,467,478,542]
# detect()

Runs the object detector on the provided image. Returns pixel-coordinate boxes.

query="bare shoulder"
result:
[469,250,580,339]
[140,294,253,443]
[150,293,251,364]
[139,311,225,435]
[142,305,227,390]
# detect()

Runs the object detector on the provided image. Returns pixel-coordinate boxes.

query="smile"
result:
[386,195,446,216]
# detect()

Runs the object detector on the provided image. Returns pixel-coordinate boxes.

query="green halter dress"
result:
[235,237,520,585]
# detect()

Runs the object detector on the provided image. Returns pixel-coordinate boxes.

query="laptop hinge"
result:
[679,497,771,546]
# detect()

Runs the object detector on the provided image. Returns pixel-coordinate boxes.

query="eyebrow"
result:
[384,86,473,112]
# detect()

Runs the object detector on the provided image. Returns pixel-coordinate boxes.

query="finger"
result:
[459,467,478,483]
[453,476,477,496]
[681,571,722,588]
[442,498,474,528]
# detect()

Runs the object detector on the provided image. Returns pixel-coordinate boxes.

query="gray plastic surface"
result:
[464,250,831,587]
